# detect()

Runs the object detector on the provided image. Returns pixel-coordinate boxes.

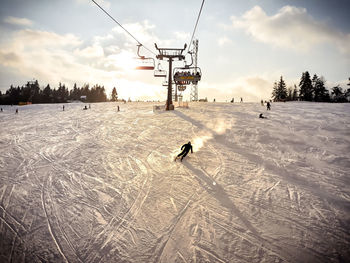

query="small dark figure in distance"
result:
[89,104,91,109]
[15,108,18,114]
[175,141,193,162]
[261,100,264,106]
[266,102,271,110]
[240,97,243,103]
[117,105,120,112]
[83,106,88,110]
[0,108,3,112]
[259,113,267,119]
[231,98,234,103]
[63,105,65,111]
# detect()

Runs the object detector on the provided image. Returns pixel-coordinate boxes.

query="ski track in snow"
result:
[0,101,349,262]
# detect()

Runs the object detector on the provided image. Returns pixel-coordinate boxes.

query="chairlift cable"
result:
[187,0,205,53]
[91,0,156,56]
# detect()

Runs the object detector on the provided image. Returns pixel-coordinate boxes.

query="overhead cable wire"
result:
[187,0,205,53]
[91,0,156,56]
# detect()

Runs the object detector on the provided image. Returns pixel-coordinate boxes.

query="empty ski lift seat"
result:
[154,70,166,77]
[135,59,155,70]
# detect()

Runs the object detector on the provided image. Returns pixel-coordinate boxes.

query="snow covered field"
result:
[0,101,349,263]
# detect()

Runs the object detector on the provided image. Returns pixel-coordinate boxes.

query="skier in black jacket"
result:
[175,141,193,162]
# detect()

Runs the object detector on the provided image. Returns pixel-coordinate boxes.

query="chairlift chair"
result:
[135,58,155,70]
[154,70,167,77]
[178,85,186,91]
[135,44,155,70]
[173,67,202,85]
[154,62,167,77]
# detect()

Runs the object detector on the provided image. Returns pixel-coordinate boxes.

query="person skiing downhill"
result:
[266,101,271,110]
[175,141,193,162]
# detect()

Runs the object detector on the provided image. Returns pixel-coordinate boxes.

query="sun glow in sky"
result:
[115,51,139,72]
[0,0,349,101]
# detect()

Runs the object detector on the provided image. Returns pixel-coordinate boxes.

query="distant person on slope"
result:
[259,113,267,119]
[175,141,193,162]
[266,101,271,110]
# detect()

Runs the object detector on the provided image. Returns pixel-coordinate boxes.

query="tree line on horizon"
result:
[272,72,350,102]
[0,80,121,105]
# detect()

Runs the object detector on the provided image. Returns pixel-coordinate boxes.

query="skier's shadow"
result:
[172,110,207,131]
[183,161,260,237]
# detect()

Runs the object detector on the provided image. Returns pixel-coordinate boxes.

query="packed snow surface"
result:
[0,102,349,262]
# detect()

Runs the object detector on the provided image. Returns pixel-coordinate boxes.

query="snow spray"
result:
[192,119,231,152]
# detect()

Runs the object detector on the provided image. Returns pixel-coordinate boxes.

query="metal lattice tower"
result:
[190,39,199,102]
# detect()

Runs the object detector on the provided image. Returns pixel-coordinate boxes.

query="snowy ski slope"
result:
[0,101,349,262]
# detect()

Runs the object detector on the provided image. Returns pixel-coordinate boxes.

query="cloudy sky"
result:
[0,0,349,101]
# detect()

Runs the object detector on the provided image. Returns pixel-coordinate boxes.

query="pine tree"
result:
[299,71,313,101]
[111,87,118,101]
[42,84,52,103]
[345,88,350,102]
[287,87,293,101]
[31,80,41,103]
[272,81,278,101]
[57,83,69,103]
[292,84,298,100]
[314,76,329,102]
[331,86,346,102]
[272,76,287,101]
[70,83,79,100]
[311,74,318,101]
[279,76,288,101]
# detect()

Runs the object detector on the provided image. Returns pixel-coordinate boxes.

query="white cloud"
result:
[198,75,273,102]
[10,29,82,49]
[0,23,165,99]
[74,44,104,58]
[230,5,350,55]
[218,36,232,47]
[173,31,190,41]
[4,16,33,26]
[111,20,161,51]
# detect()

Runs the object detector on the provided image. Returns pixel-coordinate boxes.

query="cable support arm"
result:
[154,43,187,59]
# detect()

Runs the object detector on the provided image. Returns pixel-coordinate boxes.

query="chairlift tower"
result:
[155,43,186,110]
[190,39,199,102]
